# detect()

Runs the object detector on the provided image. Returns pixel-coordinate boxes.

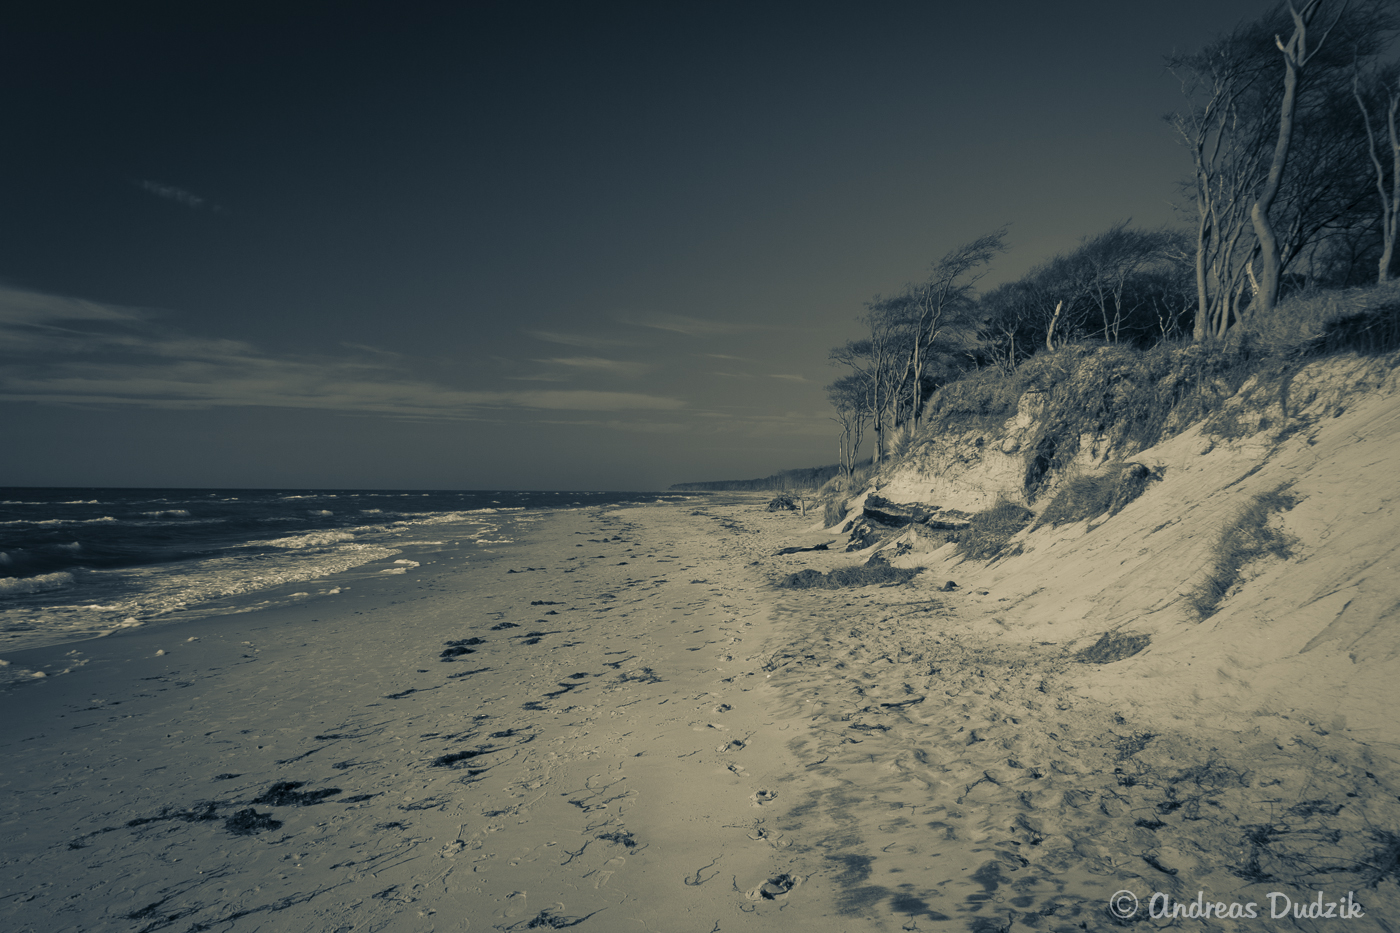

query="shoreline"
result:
[2,497,1396,931]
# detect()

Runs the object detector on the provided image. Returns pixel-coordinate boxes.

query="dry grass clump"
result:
[1191,485,1298,618]
[822,498,847,526]
[1076,630,1151,664]
[954,496,1032,560]
[1019,343,1253,497]
[776,560,921,590]
[1233,280,1400,358]
[1032,462,1162,530]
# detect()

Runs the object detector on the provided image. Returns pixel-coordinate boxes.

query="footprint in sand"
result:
[752,789,777,805]
[727,763,746,775]
[745,873,800,901]
[440,839,467,857]
[714,703,732,713]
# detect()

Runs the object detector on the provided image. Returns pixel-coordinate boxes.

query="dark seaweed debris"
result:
[224,808,282,836]
[252,781,342,806]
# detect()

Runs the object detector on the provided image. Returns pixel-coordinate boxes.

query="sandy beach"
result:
[3,496,1397,932]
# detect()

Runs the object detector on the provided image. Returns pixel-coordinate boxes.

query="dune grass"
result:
[1190,485,1298,618]
[954,496,1033,560]
[1032,462,1162,530]
[777,560,921,590]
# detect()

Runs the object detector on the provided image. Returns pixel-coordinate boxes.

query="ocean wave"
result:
[140,509,192,518]
[0,516,118,526]
[253,530,356,549]
[308,510,334,517]
[0,572,75,596]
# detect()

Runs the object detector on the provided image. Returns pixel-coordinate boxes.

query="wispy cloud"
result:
[0,287,682,418]
[528,330,630,349]
[702,353,753,362]
[139,180,207,209]
[624,313,770,337]
[534,356,651,377]
[768,373,809,382]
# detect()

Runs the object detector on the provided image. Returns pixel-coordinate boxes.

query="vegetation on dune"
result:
[1076,630,1152,664]
[953,496,1033,561]
[1032,462,1163,531]
[776,558,921,590]
[1190,485,1298,618]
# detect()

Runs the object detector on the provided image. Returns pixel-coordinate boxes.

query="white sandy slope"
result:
[870,353,1400,760]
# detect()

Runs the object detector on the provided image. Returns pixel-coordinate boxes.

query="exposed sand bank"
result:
[2,498,1397,931]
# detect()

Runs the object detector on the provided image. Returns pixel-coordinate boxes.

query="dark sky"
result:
[0,0,1270,491]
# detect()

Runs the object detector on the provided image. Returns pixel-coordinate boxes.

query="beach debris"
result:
[508,908,599,929]
[1075,631,1150,664]
[223,808,282,836]
[766,495,799,511]
[127,802,222,828]
[940,580,959,591]
[746,873,799,900]
[597,829,639,848]
[775,542,831,554]
[252,781,342,806]
[776,559,921,590]
[431,748,489,768]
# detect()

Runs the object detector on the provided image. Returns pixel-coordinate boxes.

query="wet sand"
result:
[2,498,1396,931]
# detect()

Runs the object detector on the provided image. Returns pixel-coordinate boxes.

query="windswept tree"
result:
[826,372,869,476]
[830,230,1006,463]
[1250,0,1345,316]
[897,229,1007,430]
[1354,63,1400,282]
[1169,0,1397,336]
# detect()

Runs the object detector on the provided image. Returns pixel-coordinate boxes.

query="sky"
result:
[0,0,1276,491]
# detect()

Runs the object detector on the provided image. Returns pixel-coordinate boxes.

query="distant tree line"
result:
[670,463,848,493]
[826,0,1400,474]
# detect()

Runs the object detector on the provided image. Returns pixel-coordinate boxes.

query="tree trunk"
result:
[1252,0,1330,314]
[1249,48,1298,316]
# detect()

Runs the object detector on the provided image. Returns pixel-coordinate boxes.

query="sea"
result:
[0,488,692,656]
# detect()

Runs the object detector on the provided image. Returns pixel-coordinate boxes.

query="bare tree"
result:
[1168,14,1283,339]
[831,296,904,466]
[826,373,868,477]
[1250,0,1345,316]
[1355,64,1400,282]
[896,229,1007,430]
[1170,0,1395,333]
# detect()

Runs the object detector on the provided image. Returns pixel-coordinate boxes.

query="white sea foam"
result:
[253,530,356,549]
[0,516,117,526]
[308,509,334,517]
[0,572,75,595]
[141,509,191,518]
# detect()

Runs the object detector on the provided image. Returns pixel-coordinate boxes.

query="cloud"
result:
[624,313,770,336]
[768,373,809,382]
[0,286,683,418]
[534,356,651,377]
[702,353,753,362]
[528,330,630,349]
[139,180,206,209]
